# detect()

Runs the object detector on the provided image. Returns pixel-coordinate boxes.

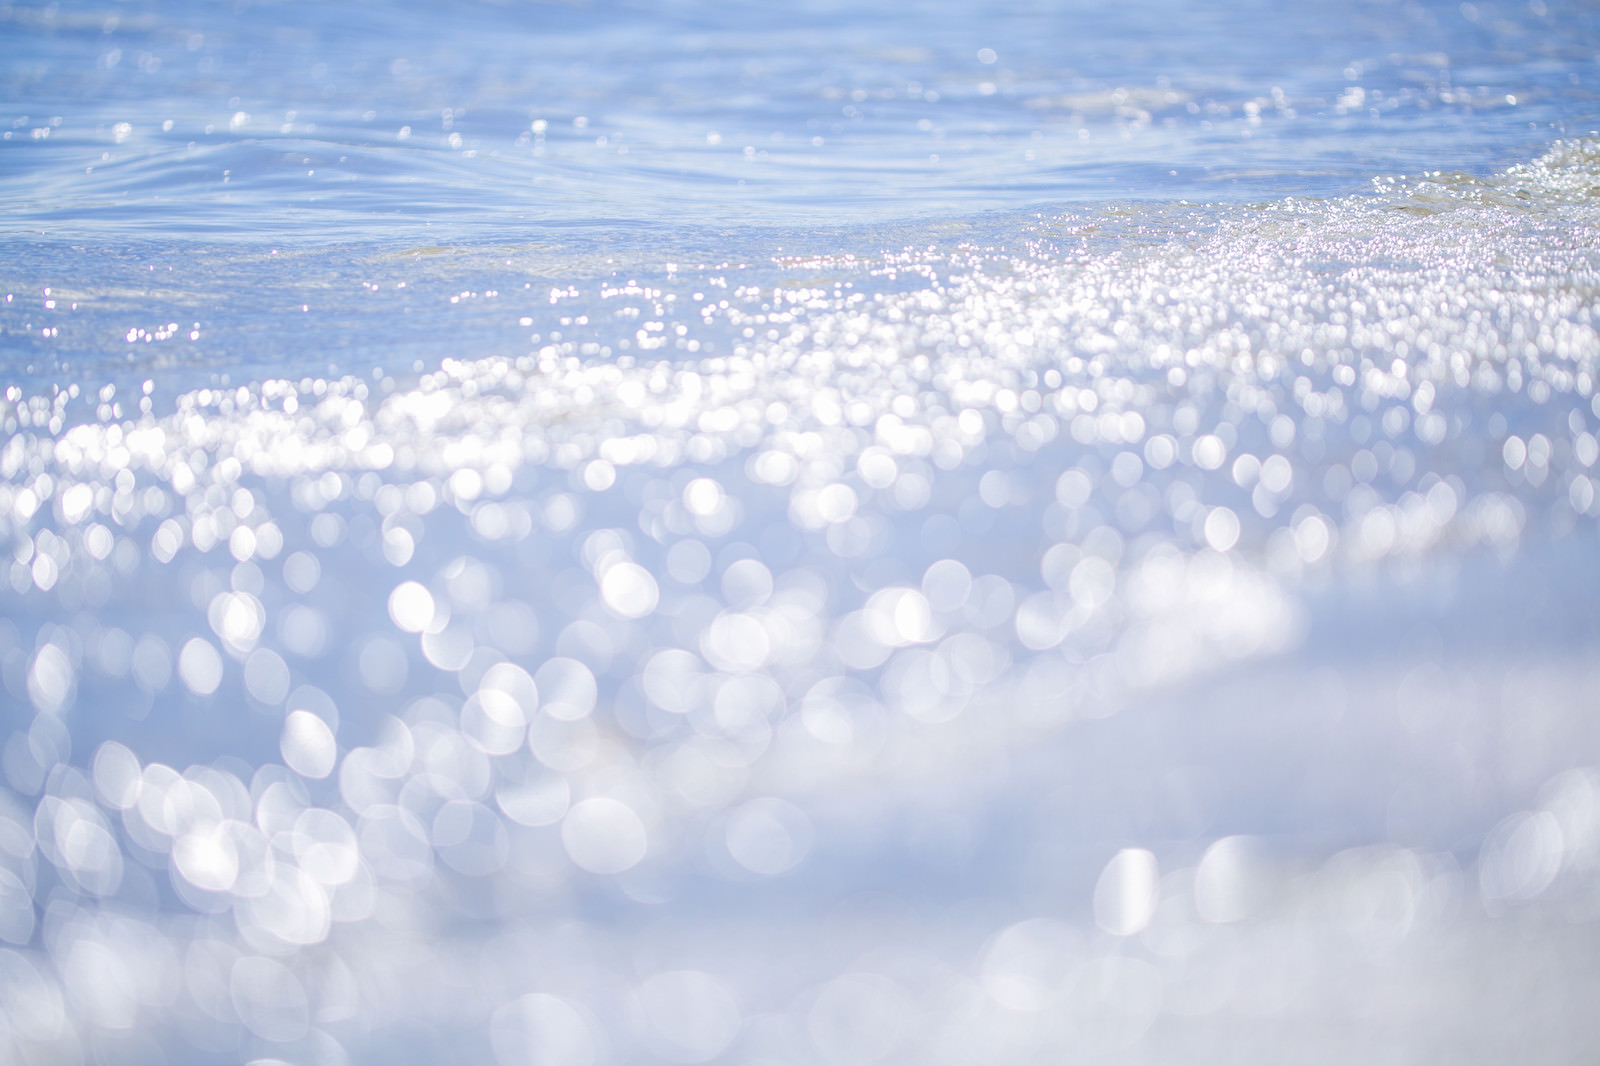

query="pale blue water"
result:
[4,2,1600,1063]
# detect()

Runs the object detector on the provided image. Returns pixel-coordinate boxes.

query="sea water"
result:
[3,0,1600,1062]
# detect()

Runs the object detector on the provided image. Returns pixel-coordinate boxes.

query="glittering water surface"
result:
[5,1,1600,1063]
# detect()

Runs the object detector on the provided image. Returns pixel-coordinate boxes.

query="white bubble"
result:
[600,560,660,619]
[725,797,813,876]
[281,710,337,779]
[178,637,224,696]
[631,970,742,1063]
[388,581,436,633]
[1094,848,1159,936]
[562,797,647,874]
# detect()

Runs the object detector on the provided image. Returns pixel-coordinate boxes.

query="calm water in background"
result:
[4,1,1600,1063]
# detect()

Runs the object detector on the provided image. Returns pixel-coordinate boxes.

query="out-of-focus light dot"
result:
[642,649,703,713]
[490,994,597,1066]
[630,970,743,1064]
[922,558,972,612]
[815,482,858,524]
[238,865,331,946]
[60,482,93,524]
[534,657,597,720]
[980,919,1082,1011]
[388,581,436,633]
[282,550,320,594]
[496,773,571,827]
[702,612,771,672]
[92,741,142,809]
[583,459,616,491]
[0,868,34,945]
[177,637,224,696]
[857,448,898,489]
[293,808,359,885]
[683,477,725,517]
[244,648,291,705]
[451,467,484,502]
[725,797,813,876]
[173,824,240,892]
[281,710,337,779]
[229,524,257,561]
[1143,434,1177,469]
[1069,557,1116,608]
[1231,453,1260,488]
[562,796,647,874]
[230,955,309,1043]
[1260,454,1293,493]
[1294,514,1332,563]
[433,800,511,876]
[1203,506,1241,552]
[601,560,660,618]
[1055,469,1092,507]
[721,557,773,609]
[1192,434,1227,470]
[1479,810,1563,902]
[1194,835,1270,923]
[27,643,73,713]
[1111,451,1144,487]
[1093,848,1159,936]
[864,587,935,646]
